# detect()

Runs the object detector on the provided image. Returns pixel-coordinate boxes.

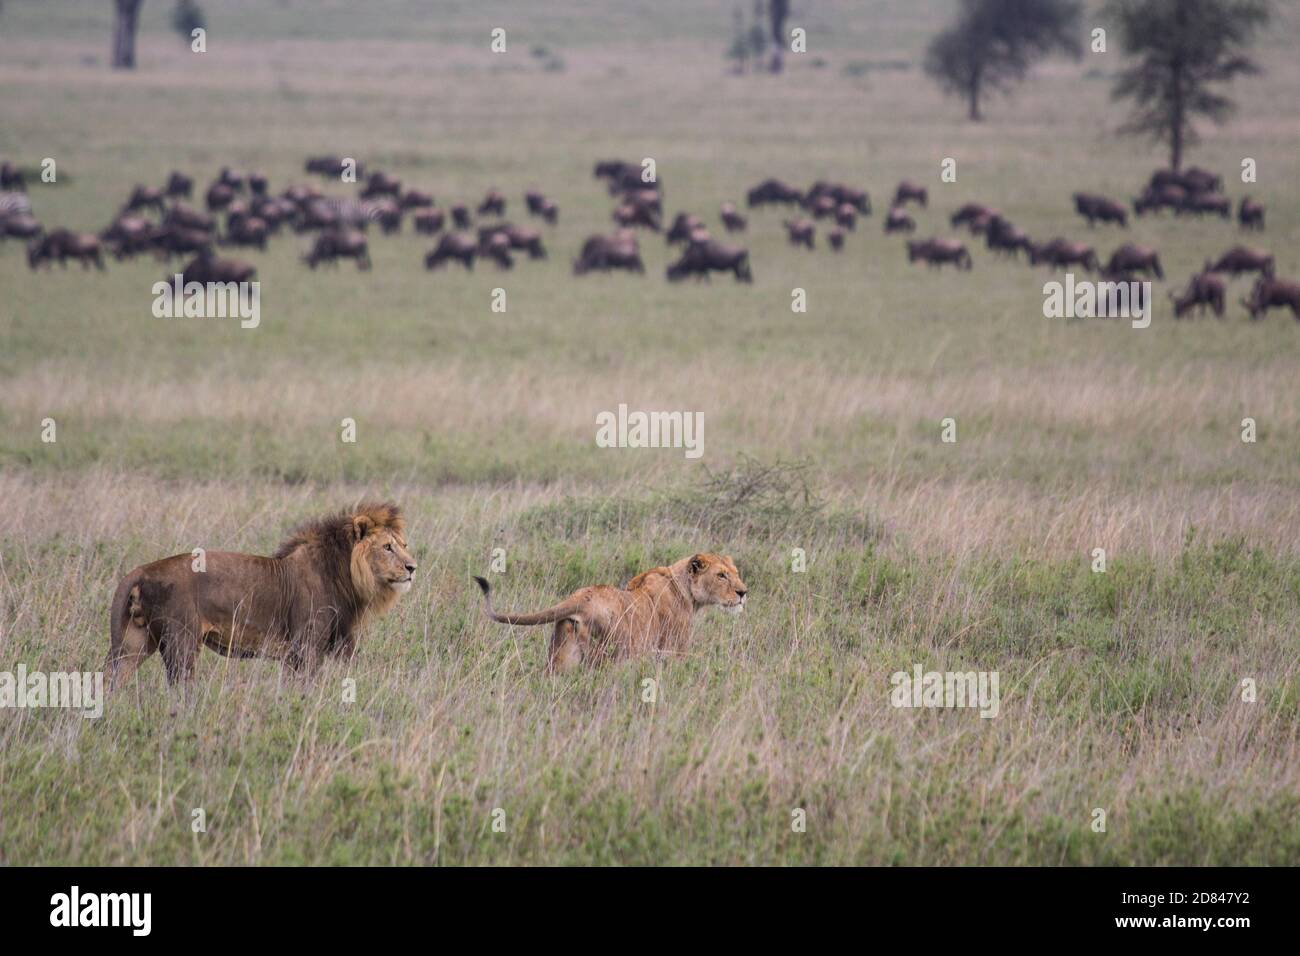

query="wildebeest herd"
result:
[0,154,1295,320]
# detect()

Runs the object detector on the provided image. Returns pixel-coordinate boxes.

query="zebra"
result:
[0,191,32,220]
[306,196,401,233]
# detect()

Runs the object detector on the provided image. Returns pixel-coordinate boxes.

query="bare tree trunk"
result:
[968,67,982,121]
[112,0,144,70]
[769,0,789,74]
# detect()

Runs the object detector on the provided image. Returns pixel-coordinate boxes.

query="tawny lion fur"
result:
[106,502,415,690]
[474,553,747,672]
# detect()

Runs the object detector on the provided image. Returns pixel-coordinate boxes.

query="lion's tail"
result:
[473,576,578,626]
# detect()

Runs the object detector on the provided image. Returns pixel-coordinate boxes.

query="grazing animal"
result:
[222,214,269,250]
[28,230,104,270]
[613,202,661,231]
[950,203,998,228]
[573,233,644,275]
[174,251,256,284]
[474,553,746,674]
[126,184,167,214]
[1,212,43,241]
[151,225,215,259]
[893,180,928,208]
[1206,246,1274,278]
[1169,271,1226,318]
[451,204,472,230]
[414,208,446,234]
[1242,276,1300,320]
[666,212,706,245]
[666,240,752,283]
[101,215,153,258]
[400,189,434,210]
[884,207,916,234]
[165,171,193,198]
[1178,192,1230,219]
[594,159,636,181]
[479,232,514,269]
[1238,198,1265,231]
[0,161,26,191]
[835,203,857,231]
[525,190,559,224]
[217,167,245,191]
[1073,192,1128,227]
[361,171,402,199]
[106,503,414,691]
[304,229,371,270]
[809,194,837,220]
[478,189,507,216]
[165,202,215,233]
[1029,238,1099,272]
[806,181,870,214]
[783,217,815,249]
[746,178,804,207]
[1105,243,1163,280]
[479,223,546,259]
[206,182,235,212]
[248,173,269,196]
[907,237,972,270]
[828,226,845,251]
[984,217,1030,258]
[720,202,747,232]
[1133,184,1186,216]
[425,231,477,270]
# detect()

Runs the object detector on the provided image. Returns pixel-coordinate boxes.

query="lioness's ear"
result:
[352,515,373,541]
[688,554,707,575]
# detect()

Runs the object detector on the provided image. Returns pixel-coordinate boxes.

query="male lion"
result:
[474,553,746,673]
[106,503,415,691]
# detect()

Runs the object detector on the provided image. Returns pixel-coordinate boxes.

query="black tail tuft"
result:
[473,576,491,596]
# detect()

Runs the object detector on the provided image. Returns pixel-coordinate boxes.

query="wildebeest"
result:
[525,190,559,224]
[809,194,837,220]
[666,240,752,283]
[984,217,1030,258]
[248,173,269,197]
[1073,192,1128,227]
[479,223,546,259]
[806,181,870,215]
[1178,192,1230,219]
[893,180,928,208]
[414,208,446,234]
[425,232,477,270]
[217,167,246,192]
[666,212,706,245]
[125,184,167,214]
[1206,245,1274,278]
[606,165,659,197]
[401,189,434,210]
[28,229,105,270]
[101,214,153,259]
[884,207,916,234]
[1133,184,1186,216]
[835,203,857,231]
[1242,276,1300,320]
[165,171,193,198]
[151,224,214,259]
[479,232,514,269]
[164,202,215,233]
[573,232,645,275]
[1169,271,1226,318]
[593,159,636,181]
[175,250,256,284]
[282,184,322,206]
[1150,166,1221,194]
[1105,243,1163,280]
[222,214,270,250]
[907,237,972,270]
[305,155,363,180]
[1029,238,1099,272]
[294,198,342,233]
[828,227,845,251]
[206,182,235,212]
[304,229,371,270]
[613,202,661,231]
[362,171,402,199]
[720,202,747,232]
[950,203,998,228]
[746,178,804,208]
[1238,198,1265,231]
[478,189,507,216]
[1,212,43,241]
[0,161,26,191]
[783,218,815,249]
[451,204,472,230]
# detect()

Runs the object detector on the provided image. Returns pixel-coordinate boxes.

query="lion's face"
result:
[354,520,417,596]
[688,553,747,614]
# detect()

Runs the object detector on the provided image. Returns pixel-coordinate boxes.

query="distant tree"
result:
[172,0,205,41]
[925,0,1082,120]
[1106,0,1271,170]
[112,0,145,69]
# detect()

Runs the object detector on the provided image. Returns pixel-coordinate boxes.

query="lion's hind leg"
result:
[546,619,586,674]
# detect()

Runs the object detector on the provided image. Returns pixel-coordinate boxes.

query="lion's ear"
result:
[688,554,707,575]
[352,514,373,542]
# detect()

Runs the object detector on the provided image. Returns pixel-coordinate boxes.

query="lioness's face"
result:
[689,553,747,614]
[365,527,417,593]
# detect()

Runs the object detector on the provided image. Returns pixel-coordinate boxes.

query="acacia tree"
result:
[925,0,1082,120]
[112,0,144,69]
[1106,0,1270,170]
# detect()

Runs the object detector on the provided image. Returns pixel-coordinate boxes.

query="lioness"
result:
[106,503,415,690]
[474,553,746,673]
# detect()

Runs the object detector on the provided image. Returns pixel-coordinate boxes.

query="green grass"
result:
[0,0,1298,865]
